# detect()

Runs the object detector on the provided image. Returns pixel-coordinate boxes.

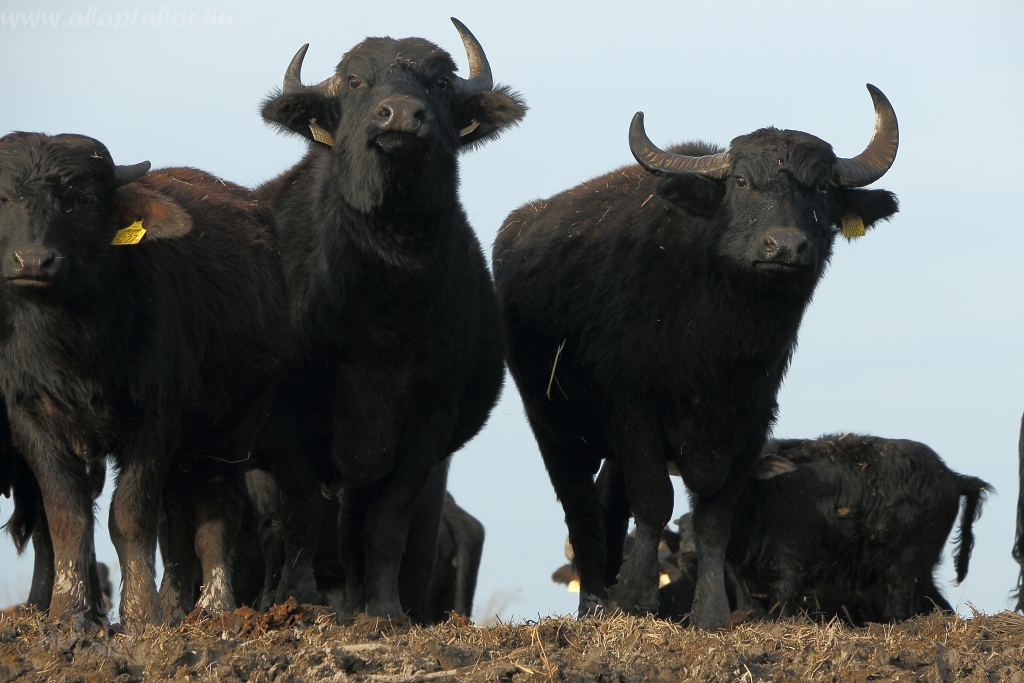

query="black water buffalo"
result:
[693,435,990,623]
[494,85,899,628]
[567,433,985,626]
[252,18,524,619]
[0,133,286,627]
[1015,412,1024,613]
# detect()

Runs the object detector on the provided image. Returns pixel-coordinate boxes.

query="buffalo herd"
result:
[0,18,1017,631]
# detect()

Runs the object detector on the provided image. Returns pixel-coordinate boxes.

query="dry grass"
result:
[2,605,1024,682]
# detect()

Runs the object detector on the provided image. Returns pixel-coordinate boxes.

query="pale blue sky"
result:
[1,0,1021,622]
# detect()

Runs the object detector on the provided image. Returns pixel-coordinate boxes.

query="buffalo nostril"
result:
[377,105,393,121]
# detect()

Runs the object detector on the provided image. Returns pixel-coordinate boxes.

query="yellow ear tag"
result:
[841,213,865,239]
[309,118,335,147]
[111,220,146,245]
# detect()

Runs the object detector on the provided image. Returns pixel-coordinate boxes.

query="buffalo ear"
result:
[655,175,725,218]
[260,90,341,147]
[112,184,192,240]
[454,85,527,149]
[750,455,797,480]
[837,187,899,230]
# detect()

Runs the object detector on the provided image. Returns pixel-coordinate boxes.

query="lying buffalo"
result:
[560,434,986,625]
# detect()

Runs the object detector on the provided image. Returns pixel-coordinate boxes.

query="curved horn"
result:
[114,161,151,186]
[628,112,731,178]
[834,84,898,188]
[450,18,493,93]
[282,43,342,97]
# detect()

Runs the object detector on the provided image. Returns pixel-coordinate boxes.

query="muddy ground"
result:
[2,601,1024,682]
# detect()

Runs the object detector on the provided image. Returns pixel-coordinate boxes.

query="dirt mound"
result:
[2,606,1024,682]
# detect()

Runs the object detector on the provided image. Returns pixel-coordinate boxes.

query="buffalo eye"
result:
[817,180,829,194]
[0,195,8,206]
[348,76,363,90]
[735,175,747,188]
[436,77,449,91]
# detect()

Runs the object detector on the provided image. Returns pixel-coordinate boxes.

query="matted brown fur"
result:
[2,606,1023,681]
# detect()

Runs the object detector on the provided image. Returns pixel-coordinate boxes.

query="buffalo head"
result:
[260,19,527,214]
[0,133,190,296]
[629,85,899,294]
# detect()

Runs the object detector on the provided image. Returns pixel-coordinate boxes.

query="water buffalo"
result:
[253,18,525,619]
[0,133,286,627]
[493,85,899,628]
[670,435,989,623]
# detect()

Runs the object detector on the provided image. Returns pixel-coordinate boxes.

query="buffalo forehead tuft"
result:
[728,128,837,185]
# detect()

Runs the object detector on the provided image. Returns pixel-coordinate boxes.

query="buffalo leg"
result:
[193,472,240,614]
[275,485,322,605]
[34,455,95,627]
[26,499,54,612]
[109,454,163,626]
[360,413,456,619]
[532,421,606,617]
[594,459,632,590]
[608,418,673,615]
[688,458,751,630]
[245,469,285,611]
[451,502,485,618]
[159,488,199,623]
[399,460,448,624]
[601,407,672,615]
[338,485,369,614]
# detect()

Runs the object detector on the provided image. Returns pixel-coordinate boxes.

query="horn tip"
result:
[629,112,647,136]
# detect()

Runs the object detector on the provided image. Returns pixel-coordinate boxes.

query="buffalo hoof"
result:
[690,592,732,630]
[158,576,190,626]
[577,592,605,618]
[608,579,659,616]
[196,567,237,615]
[365,599,406,621]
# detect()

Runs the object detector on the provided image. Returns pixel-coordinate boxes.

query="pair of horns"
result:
[281,17,493,97]
[629,84,899,188]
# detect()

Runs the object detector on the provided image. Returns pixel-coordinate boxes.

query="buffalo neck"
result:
[259,150,463,344]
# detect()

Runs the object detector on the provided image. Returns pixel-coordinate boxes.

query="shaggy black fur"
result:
[254,25,524,619]
[494,124,898,628]
[727,435,991,624]
[0,133,286,627]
